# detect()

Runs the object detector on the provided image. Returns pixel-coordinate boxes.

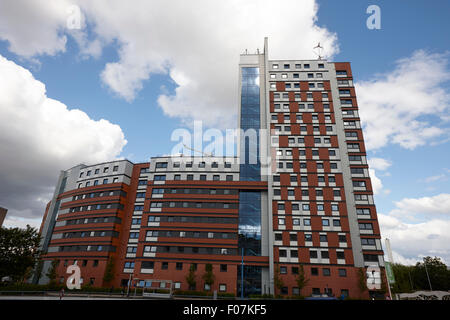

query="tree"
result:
[0,225,41,282]
[273,264,284,295]
[391,263,415,294]
[202,264,215,290]
[103,257,115,285]
[357,267,368,298]
[186,264,197,290]
[412,256,450,291]
[295,265,309,296]
[46,259,58,286]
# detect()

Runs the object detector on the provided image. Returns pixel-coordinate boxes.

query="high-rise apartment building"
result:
[36,39,385,299]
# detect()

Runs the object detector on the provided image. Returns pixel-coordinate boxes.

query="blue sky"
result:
[0,0,449,265]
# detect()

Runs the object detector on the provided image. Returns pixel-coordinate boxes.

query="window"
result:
[353,180,366,187]
[309,250,318,259]
[356,208,370,214]
[154,175,166,181]
[113,177,119,183]
[113,166,119,172]
[361,238,376,245]
[359,223,373,230]
[176,262,183,270]
[220,264,227,272]
[103,167,109,173]
[94,169,100,174]
[305,234,312,242]
[272,64,279,69]
[161,262,168,270]
[226,175,233,181]
[280,266,287,274]
[322,219,330,226]
[219,284,227,292]
[339,268,347,277]
[337,251,345,260]
[321,251,329,259]
[303,219,311,226]
[103,178,108,184]
[284,64,290,69]
[213,175,220,181]
[323,268,331,276]
[156,162,168,169]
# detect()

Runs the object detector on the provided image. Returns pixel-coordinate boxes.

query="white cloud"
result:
[356,50,450,150]
[390,193,450,221]
[0,54,127,226]
[368,157,392,171]
[0,0,339,128]
[0,0,72,57]
[379,213,450,265]
[424,174,447,183]
[368,168,383,195]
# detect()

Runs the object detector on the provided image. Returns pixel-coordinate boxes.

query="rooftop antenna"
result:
[313,42,324,60]
[183,144,213,157]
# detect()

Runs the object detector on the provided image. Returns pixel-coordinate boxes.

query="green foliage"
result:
[295,265,309,296]
[102,257,115,284]
[46,259,58,285]
[185,264,197,288]
[0,225,41,282]
[273,264,284,294]
[202,263,215,286]
[357,267,368,295]
[391,256,450,293]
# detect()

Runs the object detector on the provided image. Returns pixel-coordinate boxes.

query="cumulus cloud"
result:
[0,55,127,225]
[379,213,450,265]
[0,0,339,128]
[379,193,450,264]
[0,0,72,57]
[356,50,450,150]
[368,157,392,171]
[390,193,450,221]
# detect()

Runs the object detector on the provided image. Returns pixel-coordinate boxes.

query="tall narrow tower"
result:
[238,38,385,298]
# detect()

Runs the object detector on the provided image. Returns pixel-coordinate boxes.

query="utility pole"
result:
[423,258,433,291]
